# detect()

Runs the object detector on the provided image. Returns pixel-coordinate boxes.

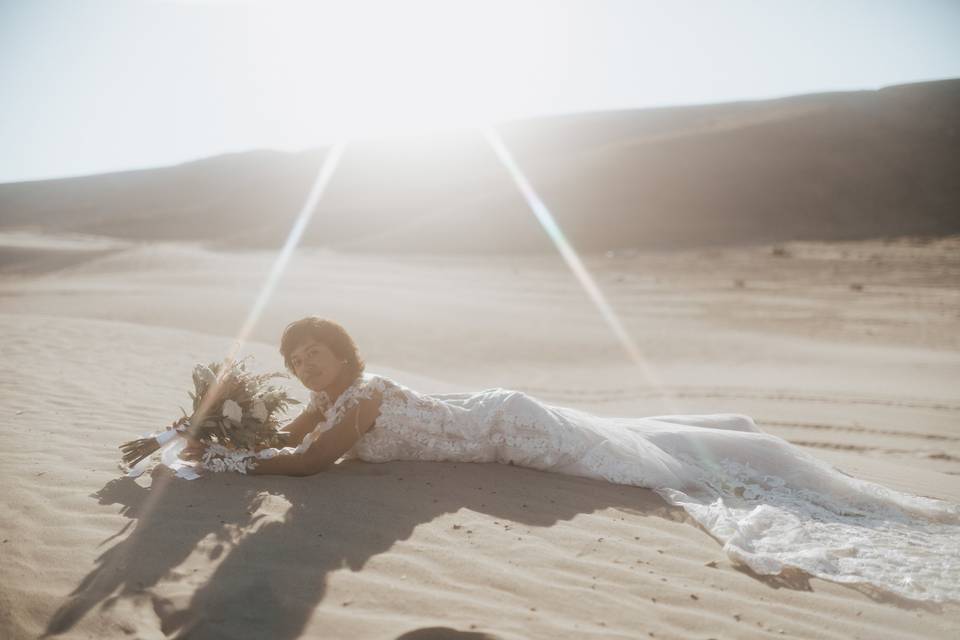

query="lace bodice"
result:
[333,375,620,470]
[199,372,960,603]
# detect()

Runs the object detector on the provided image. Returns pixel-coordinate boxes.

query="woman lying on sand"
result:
[178,316,960,603]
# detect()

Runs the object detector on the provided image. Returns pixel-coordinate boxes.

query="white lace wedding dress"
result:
[222,372,960,602]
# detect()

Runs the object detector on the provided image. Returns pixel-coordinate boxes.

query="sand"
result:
[1,235,959,639]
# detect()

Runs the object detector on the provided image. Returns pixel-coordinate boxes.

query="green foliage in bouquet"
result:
[120,358,300,469]
[186,359,299,449]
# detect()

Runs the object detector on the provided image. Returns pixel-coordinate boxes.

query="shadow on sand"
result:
[43,459,688,638]
[42,458,942,639]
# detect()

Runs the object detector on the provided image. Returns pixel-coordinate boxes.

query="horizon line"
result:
[2,75,956,186]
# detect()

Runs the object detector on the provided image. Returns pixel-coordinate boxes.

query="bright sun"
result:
[244,0,569,143]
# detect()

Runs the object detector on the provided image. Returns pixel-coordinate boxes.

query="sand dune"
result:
[1,235,959,638]
[2,79,959,254]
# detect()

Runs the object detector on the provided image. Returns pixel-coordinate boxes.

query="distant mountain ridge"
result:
[2,79,958,253]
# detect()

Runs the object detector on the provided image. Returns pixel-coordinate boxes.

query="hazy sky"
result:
[1,0,958,183]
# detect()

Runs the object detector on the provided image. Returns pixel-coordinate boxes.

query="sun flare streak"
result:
[165,142,346,472]
[134,143,345,509]
[483,126,672,407]
[227,141,346,364]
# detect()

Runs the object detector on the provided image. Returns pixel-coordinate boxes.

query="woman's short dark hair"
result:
[279,317,365,378]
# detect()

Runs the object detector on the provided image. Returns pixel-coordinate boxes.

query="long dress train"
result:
[249,372,960,603]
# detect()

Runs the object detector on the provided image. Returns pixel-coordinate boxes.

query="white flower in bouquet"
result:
[251,400,268,423]
[222,399,243,424]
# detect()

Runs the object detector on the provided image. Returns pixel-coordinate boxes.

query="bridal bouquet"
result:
[119,359,299,479]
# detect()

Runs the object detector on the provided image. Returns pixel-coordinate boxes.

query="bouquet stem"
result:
[119,416,190,469]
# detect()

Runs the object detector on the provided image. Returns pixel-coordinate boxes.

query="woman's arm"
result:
[250,391,382,477]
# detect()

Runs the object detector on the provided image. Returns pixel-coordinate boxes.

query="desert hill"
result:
[2,78,958,253]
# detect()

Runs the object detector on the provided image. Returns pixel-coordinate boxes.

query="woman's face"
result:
[288,339,345,392]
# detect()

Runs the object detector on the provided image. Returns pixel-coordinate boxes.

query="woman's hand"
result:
[164,418,207,462]
[178,435,207,462]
